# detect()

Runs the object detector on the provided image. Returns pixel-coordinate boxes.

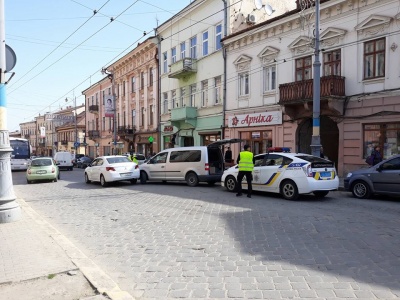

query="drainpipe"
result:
[155,32,162,151]
[222,0,227,140]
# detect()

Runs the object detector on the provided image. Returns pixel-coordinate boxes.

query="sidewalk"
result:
[0,198,132,300]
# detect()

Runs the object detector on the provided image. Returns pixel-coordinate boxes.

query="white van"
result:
[139,139,241,186]
[54,152,74,170]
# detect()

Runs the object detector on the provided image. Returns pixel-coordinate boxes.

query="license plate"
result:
[320,171,331,177]
[36,170,46,174]
[121,173,131,177]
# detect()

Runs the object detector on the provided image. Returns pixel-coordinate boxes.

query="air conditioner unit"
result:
[246,14,256,24]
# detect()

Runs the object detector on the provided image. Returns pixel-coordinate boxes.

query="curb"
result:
[18,198,135,300]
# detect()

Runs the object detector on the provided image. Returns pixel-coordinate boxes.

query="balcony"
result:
[89,105,99,113]
[169,58,197,79]
[279,75,346,118]
[61,140,68,145]
[117,125,136,135]
[171,106,197,127]
[88,130,100,140]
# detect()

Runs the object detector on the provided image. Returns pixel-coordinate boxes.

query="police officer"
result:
[132,155,138,164]
[236,144,254,198]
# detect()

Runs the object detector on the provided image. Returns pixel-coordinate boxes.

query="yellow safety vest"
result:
[238,151,254,171]
[133,157,138,164]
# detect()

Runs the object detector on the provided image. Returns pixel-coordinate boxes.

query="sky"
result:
[4,0,193,131]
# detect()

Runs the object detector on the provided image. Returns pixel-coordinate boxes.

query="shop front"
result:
[135,132,157,157]
[224,110,284,156]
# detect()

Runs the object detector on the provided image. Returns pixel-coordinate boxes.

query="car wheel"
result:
[53,177,58,182]
[351,180,371,199]
[130,179,137,184]
[224,176,237,192]
[140,171,147,184]
[313,191,329,198]
[27,179,32,184]
[186,172,199,187]
[100,175,108,187]
[85,173,91,184]
[280,180,299,200]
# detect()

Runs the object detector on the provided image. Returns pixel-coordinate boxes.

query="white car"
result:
[84,155,140,187]
[221,148,339,200]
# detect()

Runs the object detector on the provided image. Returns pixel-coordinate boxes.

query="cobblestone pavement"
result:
[12,169,400,299]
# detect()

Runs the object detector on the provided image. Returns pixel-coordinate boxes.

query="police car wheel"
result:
[280,180,299,200]
[225,176,237,192]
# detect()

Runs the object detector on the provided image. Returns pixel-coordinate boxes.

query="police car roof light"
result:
[268,147,291,153]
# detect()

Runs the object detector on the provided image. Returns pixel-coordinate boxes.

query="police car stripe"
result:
[265,173,280,186]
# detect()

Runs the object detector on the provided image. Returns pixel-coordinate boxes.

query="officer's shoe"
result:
[247,194,251,198]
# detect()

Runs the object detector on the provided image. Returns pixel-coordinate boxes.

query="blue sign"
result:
[74,142,80,148]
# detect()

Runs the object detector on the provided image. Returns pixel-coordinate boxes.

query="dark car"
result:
[344,154,400,199]
[73,154,85,167]
[77,157,93,169]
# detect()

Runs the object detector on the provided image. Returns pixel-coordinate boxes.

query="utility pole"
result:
[0,0,21,223]
[310,0,321,157]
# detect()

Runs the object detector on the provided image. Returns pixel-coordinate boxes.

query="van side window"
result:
[153,152,168,163]
[170,150,201,163]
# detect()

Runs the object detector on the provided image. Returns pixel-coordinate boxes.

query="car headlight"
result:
[346,173,352,178]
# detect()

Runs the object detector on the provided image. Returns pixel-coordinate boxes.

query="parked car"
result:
[26,157,60,184]
[84,155,140,187]
[139,139,241,186]
[54,152,74,171]
[73,154,85,167]
[77,156,93,169]
[221,147,339,200]
[344,154,400,199]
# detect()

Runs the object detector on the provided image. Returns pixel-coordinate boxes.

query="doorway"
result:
[297,116,339,170]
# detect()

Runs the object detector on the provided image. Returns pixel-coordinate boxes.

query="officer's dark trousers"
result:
[237,171,253,195]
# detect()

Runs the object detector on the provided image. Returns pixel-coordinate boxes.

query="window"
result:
[202,134,221,146]
[170,150,201,163]
[190,84,196,107]
[149,68,153,86]
[180,87,186,107]
[295,56,312,81]
[131,77,136,92]
[132,110,136,128]
[202,31,208,56]
[141,107,145,127]
[201,80,208,107]
[364,123,400,159]
[364,38,385,79]
[122,81,126,96]
[171,47,176,64]
[190,36,197,59]
[163,92,168,114]
[102,91,105,105]
[214,76,221,104]
[380,157,400,171]
[102,117,105,131]
[172,90,177,108]
[108,88,111,95]
[163,52,168,74]
[140,72,144,89]
[216,24,222,50]
[263,65,276,92]
[149,105,154,125]
[180,42,186,59]
[96,93,98,105]
[238,73,249,96]
[91,96,94,105]
[323,49,341,76]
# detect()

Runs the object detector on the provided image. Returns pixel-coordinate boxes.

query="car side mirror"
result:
[376,165,382,172]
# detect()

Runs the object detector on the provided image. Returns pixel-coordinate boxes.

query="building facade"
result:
[223,0,400,176]
[157,0,228,149]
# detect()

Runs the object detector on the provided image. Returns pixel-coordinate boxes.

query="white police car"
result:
[221,147,339,200]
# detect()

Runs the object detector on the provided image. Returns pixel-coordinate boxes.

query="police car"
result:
[221,147,339,200]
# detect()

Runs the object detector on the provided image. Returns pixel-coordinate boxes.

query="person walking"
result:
[224,147,232,163]
[371,146,383,165]
[236,144,254,198]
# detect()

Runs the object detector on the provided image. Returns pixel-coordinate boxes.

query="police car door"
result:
[257,154,284,192]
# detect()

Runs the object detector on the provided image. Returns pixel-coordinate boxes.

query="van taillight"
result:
[52,167,55,173]
[205,163,209,171]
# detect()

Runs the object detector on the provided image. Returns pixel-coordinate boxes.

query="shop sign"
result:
[228,111,282,128]
[164,126,174,132]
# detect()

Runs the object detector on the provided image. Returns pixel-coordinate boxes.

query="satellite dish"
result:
[254,0,263,10]
[265,4,275,16]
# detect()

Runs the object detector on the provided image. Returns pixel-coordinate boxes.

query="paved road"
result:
[12,169,400,299]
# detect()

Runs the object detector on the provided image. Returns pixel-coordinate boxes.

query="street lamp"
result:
[101,67,117,155]
[65,96,78,154]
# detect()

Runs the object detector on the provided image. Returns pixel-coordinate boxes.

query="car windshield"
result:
[106,157,131,164]
[31,159,52,166]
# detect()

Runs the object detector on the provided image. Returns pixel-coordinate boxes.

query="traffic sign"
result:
[74,142,80,148]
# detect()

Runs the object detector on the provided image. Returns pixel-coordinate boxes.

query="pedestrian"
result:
[371,146,383,165]
[224,146,232,163]
[236,144,254,198]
